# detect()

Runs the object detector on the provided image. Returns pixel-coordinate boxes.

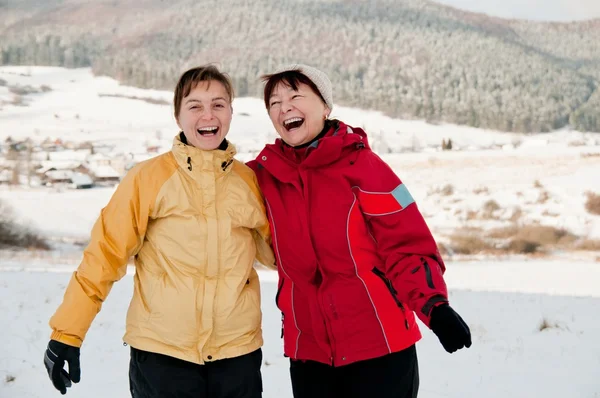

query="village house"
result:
[87,164,121,186]
[70,172,94,189]
[43,169,73,186]
[0,168,12,185]
[0,136,152,189]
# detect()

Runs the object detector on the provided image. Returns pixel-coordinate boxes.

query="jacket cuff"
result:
[420,295,449,324]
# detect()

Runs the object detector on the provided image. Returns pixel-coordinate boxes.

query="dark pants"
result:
[290,345,419,398]
[129,347,263,398]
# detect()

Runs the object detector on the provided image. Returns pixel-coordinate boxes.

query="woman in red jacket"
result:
[248,64,471,398]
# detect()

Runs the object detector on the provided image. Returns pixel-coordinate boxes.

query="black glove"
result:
[430,304,472,353]
[44,340,81,395]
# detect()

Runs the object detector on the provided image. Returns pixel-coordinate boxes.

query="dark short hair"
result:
[262,70,327,109]
[174,65,234,119]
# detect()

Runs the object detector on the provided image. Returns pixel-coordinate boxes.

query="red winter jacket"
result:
[248,121,449,366]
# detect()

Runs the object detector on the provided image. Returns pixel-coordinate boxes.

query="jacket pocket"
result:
[132,270,162,323]
[421,257,435,289]
[275,278,285,338]
[372,267,409,329]
[275,278,284,308]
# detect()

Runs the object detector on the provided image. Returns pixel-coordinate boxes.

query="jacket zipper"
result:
[421,257,435,289]
[300,169,335,364]
[372,267,409,329]
[319,283,336,365]
[265,199,302,358]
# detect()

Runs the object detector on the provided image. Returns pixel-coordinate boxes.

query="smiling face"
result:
[267,81,330,147]
[176,80,232,150]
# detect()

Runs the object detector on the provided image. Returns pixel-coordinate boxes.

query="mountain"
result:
[1,0,599,132]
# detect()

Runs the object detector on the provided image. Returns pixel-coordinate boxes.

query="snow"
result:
[44,169,73,181]
[46,150,89,162]
[2,66,598,158]
[1,66,600,397]
[88,165,120,178]
[1,263,599,398]
[70,172,94,187]
[2,67,600,245]
[0,169,11,183]
[0,186,115,238]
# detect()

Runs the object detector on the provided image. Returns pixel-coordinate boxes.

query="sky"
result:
[433,0,600,21]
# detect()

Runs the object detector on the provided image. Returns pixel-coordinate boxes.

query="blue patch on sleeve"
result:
[391,184,415,208]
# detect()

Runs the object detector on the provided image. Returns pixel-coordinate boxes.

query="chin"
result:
[281,134,303,147]
[286,139,302,147]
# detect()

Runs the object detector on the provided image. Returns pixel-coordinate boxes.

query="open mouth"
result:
[283,117,304,131]
[197,126,219,136]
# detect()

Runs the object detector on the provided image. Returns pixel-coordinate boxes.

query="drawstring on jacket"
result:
[187,156,233,172]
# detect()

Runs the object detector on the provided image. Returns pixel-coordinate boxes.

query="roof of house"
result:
[70,172,94,186]
[0,169,12,182]
[45,170,73,181]
[89,165,120,178]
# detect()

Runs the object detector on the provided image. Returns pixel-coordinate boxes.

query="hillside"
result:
[1,0,599,132]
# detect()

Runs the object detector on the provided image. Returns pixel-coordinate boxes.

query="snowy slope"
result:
[2,66,600,252]
[1,265,600,398]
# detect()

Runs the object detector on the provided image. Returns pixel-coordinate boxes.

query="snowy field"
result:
[1,264,600,398]
[1,66,600,397]
[1,66,600,250]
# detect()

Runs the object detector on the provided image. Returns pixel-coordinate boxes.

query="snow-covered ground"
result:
[1,263,600,398]
[1,66,600,397]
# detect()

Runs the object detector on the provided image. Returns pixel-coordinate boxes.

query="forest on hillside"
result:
[1,0,599,132]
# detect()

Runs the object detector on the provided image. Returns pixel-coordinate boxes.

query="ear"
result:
[323,106,331,120]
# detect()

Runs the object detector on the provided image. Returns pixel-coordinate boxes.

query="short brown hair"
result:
[262,70,327,110]
[173,65,234,119]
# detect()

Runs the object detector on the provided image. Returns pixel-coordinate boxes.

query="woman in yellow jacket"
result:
[43,65,275,398]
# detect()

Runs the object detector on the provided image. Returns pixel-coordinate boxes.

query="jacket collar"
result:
[171,133,236,175]
[255,121,368,184]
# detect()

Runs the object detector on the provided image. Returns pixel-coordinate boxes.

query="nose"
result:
[281,100,293,114]
[200,107,213,120]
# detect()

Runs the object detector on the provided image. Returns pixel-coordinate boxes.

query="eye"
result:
[214,103,225,108]
[292,94,302,99]
[189,105,199,110]
[270,101,281,107]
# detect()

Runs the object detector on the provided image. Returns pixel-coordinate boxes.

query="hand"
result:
[430,304,472,353]
[43,340,81,394]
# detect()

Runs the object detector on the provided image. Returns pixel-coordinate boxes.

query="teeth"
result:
[198,126,218,131]
[284,118,303,125]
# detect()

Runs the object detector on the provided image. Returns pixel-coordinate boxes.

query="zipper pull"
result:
[221,158,233,171]
[187,157,192,171]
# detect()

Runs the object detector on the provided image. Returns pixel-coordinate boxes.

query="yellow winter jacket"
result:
[49,134,275,364]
